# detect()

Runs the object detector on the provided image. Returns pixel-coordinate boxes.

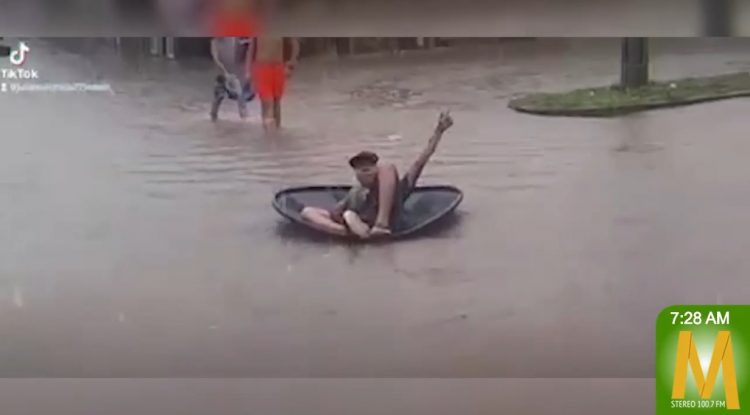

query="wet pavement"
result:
[1,38,750,385]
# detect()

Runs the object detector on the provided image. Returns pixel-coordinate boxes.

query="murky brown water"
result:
[0,378,652,415]
[2,38,750,381]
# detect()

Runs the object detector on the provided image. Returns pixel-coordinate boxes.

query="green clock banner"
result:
[657,305,750,413]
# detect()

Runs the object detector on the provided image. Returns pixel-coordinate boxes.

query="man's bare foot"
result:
[369,225,392,238]
[343,210,370,239]
[436,111,453,133]
[429,111,453,148]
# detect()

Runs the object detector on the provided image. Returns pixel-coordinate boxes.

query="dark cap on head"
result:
[348,151,379,168]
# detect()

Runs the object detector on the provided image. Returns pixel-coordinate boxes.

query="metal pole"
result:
[165,37,176,59]
[149,37,162,56]
[702,0,732,36]
[620,37,649,89]
[0,37,10,57]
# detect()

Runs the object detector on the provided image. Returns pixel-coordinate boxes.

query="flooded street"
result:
[2,38,750,386]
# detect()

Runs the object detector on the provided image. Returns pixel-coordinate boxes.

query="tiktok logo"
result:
[9,42,30,66]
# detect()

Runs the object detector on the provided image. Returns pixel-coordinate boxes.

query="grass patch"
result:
[509,72,750,116]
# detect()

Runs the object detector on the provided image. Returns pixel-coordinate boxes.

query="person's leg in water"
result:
[237,99,248,120]
[260,100,274,129]
[271,61,286,128]
[253,63,277,129]
[237,82,252,120]
[273,100,282,128]
[210,75,228,121]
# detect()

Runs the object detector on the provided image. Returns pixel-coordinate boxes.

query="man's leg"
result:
[301,207,348,236]
[237,86,249,120]
[343,210,370,239]
[273,99,282,128]
[372,164,399,234]
[404,112,452,188]
[273,63,285,128]
[253,64,276,129]
[404,132,441,189]
[210,76,227,121]
[260,100,275,129]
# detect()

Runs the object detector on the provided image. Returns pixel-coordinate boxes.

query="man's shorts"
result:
[252,62,286,101]
[340,175,415,230]
[390,175,416,229]
[215,74,254,102]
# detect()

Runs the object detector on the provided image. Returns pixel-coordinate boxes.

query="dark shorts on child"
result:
[333,175,415,229]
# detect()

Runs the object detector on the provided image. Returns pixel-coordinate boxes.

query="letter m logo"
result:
[672,331,740,410]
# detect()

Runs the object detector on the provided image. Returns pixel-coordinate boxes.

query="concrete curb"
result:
[509,89,750,118]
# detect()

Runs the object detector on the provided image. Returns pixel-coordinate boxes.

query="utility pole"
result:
[620,38,649,89]
[702,0,733,36]
[149,37,164,56]
[0,37,10,57]
[165,37,176,60]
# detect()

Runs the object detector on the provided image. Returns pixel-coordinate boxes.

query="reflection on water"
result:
[12,285,24,308]
[1,38,750,378]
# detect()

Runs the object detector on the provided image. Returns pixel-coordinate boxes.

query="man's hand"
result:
[285,59,298,77]
[435,111,453,134]
[286,38,301,77]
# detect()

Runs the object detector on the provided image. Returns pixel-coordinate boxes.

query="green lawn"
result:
[509,72,750,116]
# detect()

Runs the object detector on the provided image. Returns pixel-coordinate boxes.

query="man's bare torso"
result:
[255,37,285,63]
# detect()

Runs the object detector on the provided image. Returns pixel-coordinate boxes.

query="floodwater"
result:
[1,38,750,409]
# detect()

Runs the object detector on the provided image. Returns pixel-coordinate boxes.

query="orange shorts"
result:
[252,62,286,101]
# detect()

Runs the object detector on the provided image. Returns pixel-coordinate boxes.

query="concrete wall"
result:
[152,37,531,60]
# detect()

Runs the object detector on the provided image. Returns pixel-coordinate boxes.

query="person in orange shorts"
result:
[251,37,300,129]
